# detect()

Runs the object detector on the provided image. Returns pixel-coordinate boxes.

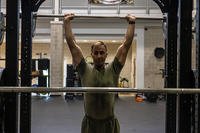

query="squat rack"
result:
[2,0,198,133]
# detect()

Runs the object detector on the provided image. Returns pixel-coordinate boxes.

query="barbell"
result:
[0,87,199,94]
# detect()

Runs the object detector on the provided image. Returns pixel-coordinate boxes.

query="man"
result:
[64,13,135,133]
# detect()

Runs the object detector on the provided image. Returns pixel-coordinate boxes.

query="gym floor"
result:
[31,94,165,133]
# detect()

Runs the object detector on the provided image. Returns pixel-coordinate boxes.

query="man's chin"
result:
[94,63,104,67]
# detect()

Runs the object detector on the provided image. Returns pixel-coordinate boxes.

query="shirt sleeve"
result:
[112,57,124,75]
[76,58,87,77]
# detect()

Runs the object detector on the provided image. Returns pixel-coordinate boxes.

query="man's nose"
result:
[97,53,102,57]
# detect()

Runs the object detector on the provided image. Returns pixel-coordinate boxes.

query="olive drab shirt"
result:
[77,57,123,119]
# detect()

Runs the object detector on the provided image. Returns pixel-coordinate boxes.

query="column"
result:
[50,20,64,95]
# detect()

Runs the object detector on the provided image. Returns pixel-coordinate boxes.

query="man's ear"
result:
[106,52,108,56]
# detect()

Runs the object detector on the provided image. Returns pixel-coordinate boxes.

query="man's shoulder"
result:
[76,58,93,76]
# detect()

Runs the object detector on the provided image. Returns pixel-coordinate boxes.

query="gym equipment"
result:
[0,87,199,94]
[35,14,163,20]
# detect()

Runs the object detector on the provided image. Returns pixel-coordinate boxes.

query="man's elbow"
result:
[125,38,133,45]
[65,35,73,41]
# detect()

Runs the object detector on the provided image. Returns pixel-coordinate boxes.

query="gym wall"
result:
[144,26,164,89]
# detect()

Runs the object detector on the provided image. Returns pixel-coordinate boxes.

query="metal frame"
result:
[152,0,167,13]
[3,0,196,133]
[60,0,160,13]
[4,0,19,133]
[35,14,164,20]
[20,0,33,133]
[164,0,178,133]
[177,0,194,133]
[196,0,200,132]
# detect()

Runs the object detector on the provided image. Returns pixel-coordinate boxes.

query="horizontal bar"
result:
[0,87,199,94]
[3,13,164,20]
[35,14,163,20]
[36,14,124,19]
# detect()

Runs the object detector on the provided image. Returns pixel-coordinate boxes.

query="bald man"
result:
[64,13,136,133]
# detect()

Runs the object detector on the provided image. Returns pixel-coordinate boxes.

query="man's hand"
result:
[125,14,136,23]
[64,13,75,23]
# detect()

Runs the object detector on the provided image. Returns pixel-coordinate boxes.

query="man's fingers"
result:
[126,14,136,22]
[64,13,75,21]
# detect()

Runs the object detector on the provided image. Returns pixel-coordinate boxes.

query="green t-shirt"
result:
[77,57,123,119]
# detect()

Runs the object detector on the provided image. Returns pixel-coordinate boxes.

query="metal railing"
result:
[60,0,160,15]
[0,86,199,94]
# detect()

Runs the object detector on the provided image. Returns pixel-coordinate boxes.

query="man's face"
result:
[91,43,107,68]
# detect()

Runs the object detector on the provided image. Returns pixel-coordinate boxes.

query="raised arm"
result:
[64,13,84,66]
[116,14,136,65]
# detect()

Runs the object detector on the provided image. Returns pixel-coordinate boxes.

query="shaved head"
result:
[91,41,107,52]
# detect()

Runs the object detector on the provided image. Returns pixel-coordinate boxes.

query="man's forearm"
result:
[64,21,75,46]
[124,23,135,48]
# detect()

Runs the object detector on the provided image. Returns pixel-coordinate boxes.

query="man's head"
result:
[91,41,108,69]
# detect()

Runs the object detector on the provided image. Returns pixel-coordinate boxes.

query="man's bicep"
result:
[112,57,124,75]
[71,45,84,66]
[76,58,87,77]
[115,45,129,65]
[67,39,84,66]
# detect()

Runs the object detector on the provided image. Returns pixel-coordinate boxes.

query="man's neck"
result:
[94,64,105,71]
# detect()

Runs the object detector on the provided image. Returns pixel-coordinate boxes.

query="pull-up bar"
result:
[35,14,164,20]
